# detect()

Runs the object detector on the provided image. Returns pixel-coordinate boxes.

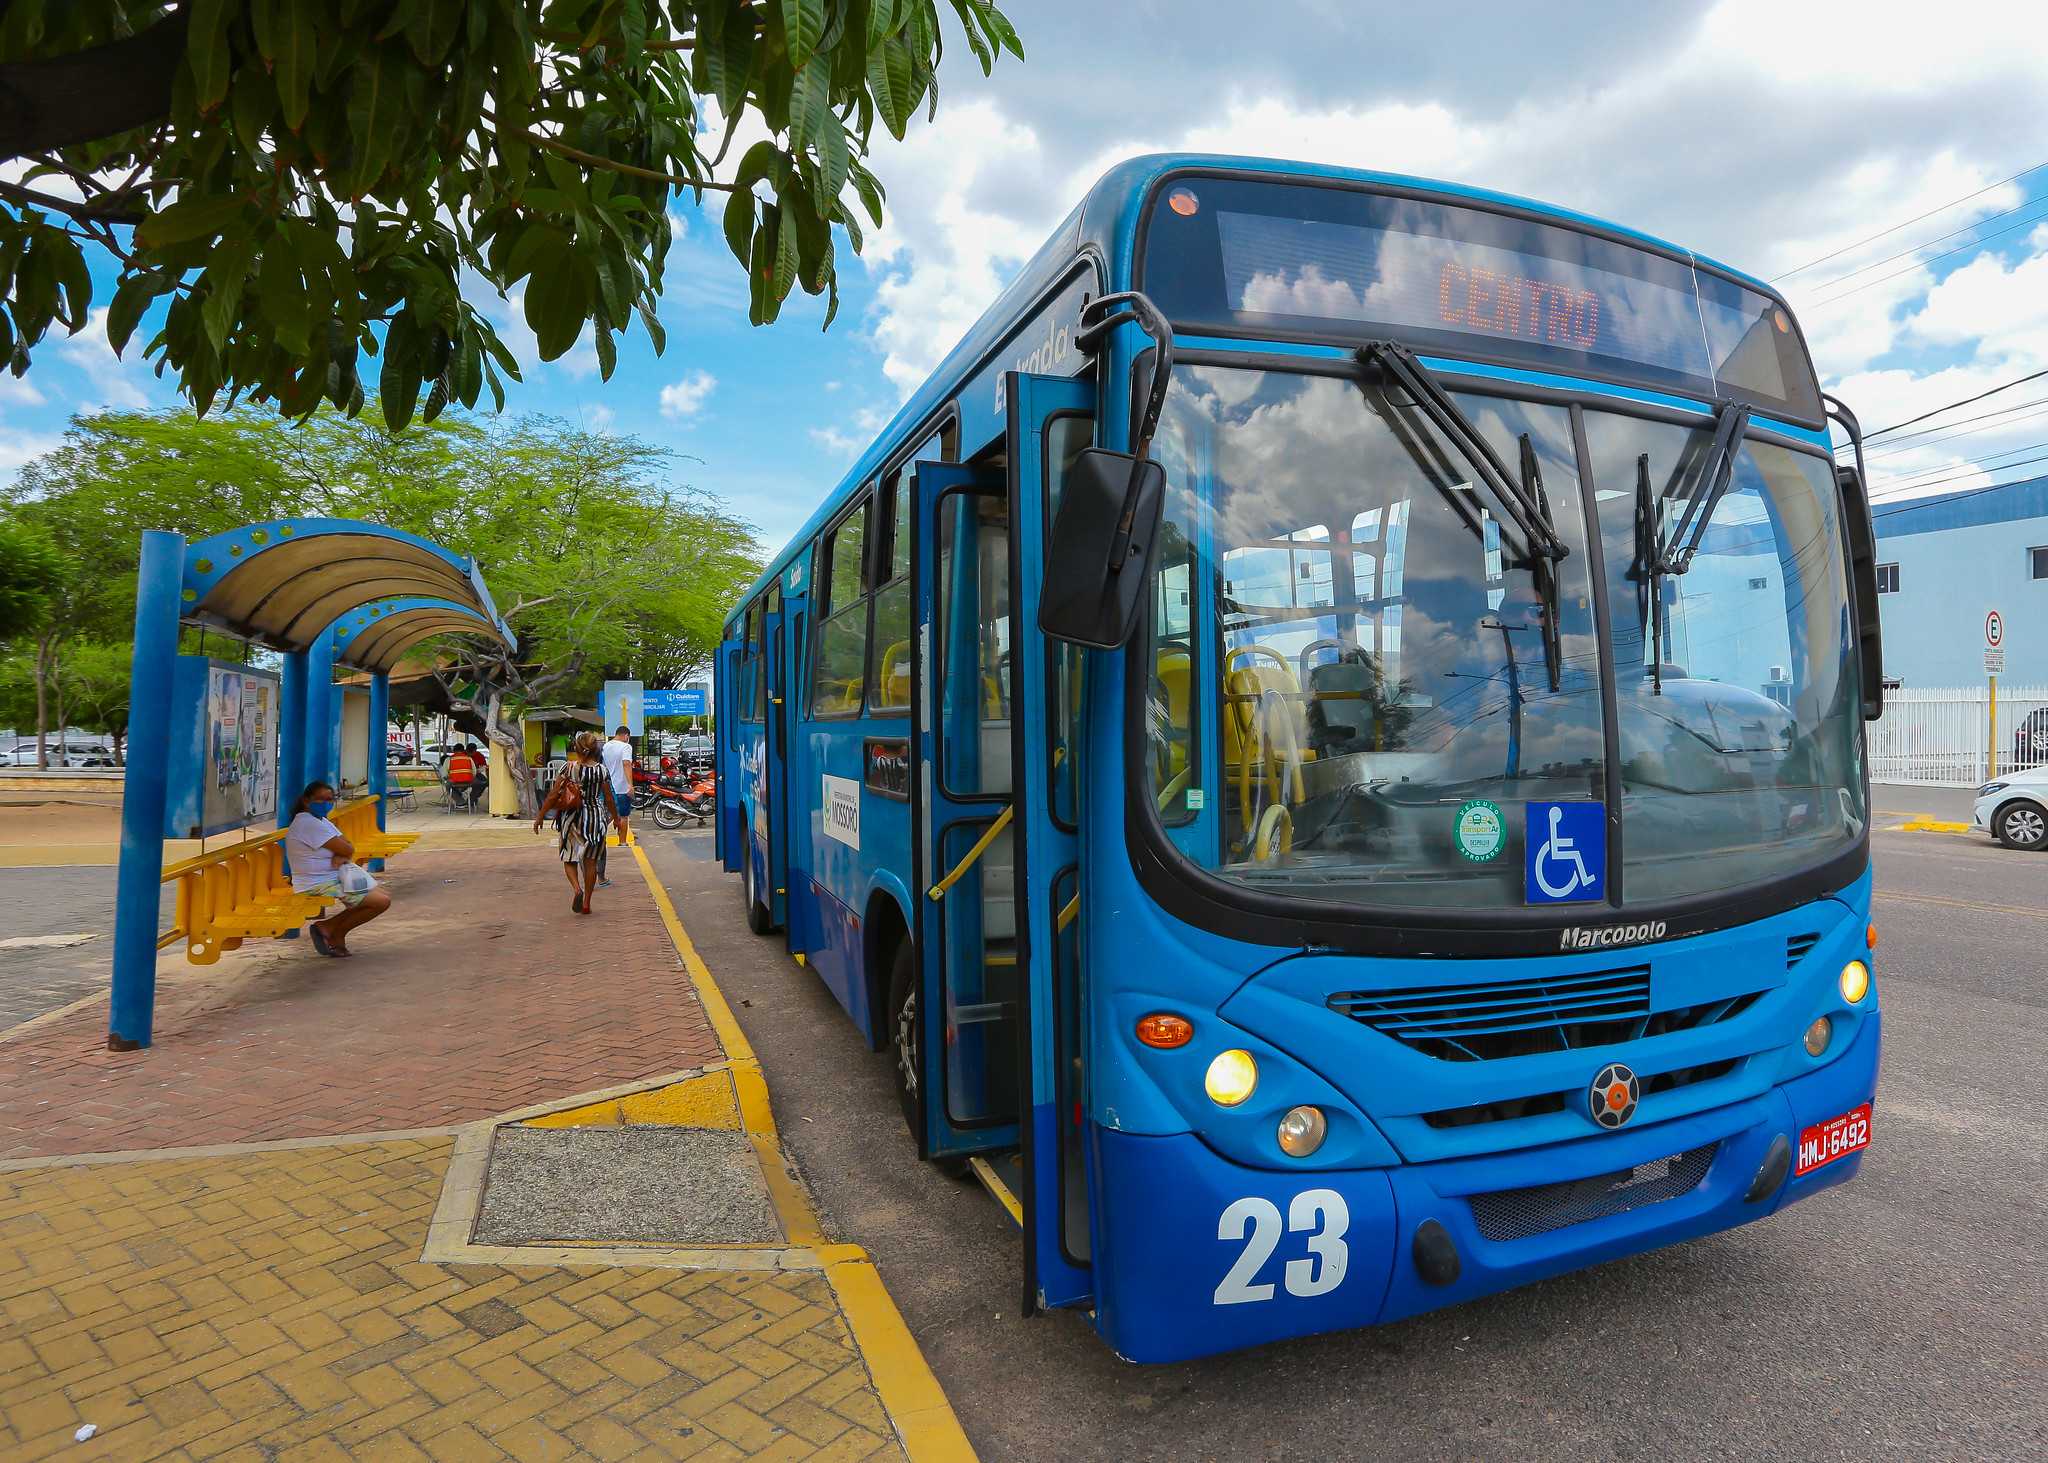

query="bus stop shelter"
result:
[112,521,513,1050]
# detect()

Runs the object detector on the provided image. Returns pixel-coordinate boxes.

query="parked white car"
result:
[1973,767,2048,849]
[6,737,116,768]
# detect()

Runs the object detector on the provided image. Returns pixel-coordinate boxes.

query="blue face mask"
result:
[307,800,335,819]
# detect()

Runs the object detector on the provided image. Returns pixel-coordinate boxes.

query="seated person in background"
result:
[446,742,485,811]
[284,780,391,957]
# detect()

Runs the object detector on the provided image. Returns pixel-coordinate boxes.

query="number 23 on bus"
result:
[715,156,1883,1364]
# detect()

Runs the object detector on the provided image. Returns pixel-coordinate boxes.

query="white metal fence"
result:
[1868,686,2048,787]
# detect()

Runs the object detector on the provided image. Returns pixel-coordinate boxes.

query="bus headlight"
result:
[1804,1016,1833,1057]
[1205,1049,1259,1106]
[1839,960,1870,1004]
[1277,1105,1326,1157]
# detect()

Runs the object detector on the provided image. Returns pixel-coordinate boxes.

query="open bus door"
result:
[910,372,1097,1316]
[1004,373,1096,1313]
[760,587,792,931]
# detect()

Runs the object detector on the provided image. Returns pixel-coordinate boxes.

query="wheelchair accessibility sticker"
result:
[1525,801,1605,904]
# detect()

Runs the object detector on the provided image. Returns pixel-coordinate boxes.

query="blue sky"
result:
[6,0,2048,554]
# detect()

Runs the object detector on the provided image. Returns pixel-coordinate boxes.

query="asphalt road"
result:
[670,831,2048,1460]
[0,868,176,1032]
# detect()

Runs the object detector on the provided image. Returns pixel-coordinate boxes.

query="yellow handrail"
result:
[927,805,1014,900]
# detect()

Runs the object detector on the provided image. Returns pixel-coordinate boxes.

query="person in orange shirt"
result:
[446,742,485,812]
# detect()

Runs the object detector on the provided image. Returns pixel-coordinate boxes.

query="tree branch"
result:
[0,9,189,161]
[482,109,736,193]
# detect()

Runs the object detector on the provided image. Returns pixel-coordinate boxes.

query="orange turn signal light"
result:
[1866,923,1877,949]
[1136,1013,1194,1048]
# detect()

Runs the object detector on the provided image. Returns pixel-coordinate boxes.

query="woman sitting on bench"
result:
[286,781,393,957]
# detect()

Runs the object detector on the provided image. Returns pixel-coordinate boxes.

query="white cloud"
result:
[810,404,889,457]
[0,426,60,475]
[58,307,153,410]
[660,370,717,418]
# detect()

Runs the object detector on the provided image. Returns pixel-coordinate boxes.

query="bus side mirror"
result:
[1038,447,1167,650]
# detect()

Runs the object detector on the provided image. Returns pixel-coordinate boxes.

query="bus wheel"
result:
[887,940,923,1141]
[742,849,776,933]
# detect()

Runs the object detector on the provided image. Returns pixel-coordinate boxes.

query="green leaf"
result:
[274,1,316,128]
[407,0,464,64]
[714,7,753,115]
[867,37,914,139]
[594,323,616,380]
[346,42,407,194]
[522,235,588,358]
[781,0,825,58]
[636,300,666,354]
[722,194,754,270]
[259,231,312,354]
[771,204,798,306]
[201,234,259,354]
[817,110,849,211]
[788,58,829,154]
[138,194,248,249]
[866,0,899,49]
[105,273,173,357]
[231,69,278,152]
[186,0,237,111]
[949,0,993,73]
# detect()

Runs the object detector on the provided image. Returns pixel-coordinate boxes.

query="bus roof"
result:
[727,153,1780,622]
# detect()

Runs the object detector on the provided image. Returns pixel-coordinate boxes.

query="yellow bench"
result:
[163,795,410,964]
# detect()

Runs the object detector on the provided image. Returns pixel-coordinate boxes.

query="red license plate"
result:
[1795,1102,1872,1176]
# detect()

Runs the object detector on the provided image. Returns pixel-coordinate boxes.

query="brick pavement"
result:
[0,1140,907,1463]
[0,848,721,1161]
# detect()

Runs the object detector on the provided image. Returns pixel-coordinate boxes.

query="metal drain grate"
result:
[1467,1143,1718,1241]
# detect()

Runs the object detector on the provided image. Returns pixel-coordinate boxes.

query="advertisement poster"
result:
[204,666,277,832]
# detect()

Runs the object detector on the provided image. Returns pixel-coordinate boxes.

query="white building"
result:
[1870,476,2048,687]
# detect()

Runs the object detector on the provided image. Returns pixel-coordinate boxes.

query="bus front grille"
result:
[1328,966,1652,1060]
[1468,1143,1718,1242]
[1328,969,1767,1062]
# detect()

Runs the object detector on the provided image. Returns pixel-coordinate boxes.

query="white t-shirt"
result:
[286,812,343,883]
[601,738,633,793]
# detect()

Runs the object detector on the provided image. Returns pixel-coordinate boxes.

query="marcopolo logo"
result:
[1559,920,1668,951]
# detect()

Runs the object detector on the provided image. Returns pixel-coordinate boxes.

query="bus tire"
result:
[742,844,776,933]
[886,939,924,1143]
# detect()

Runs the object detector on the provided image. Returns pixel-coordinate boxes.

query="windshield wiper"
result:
[1632,399,1753,694]
[1357,341,1570,687]
[1658,399,1752,574]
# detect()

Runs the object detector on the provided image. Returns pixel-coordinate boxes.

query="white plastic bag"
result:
[338,863,379,896]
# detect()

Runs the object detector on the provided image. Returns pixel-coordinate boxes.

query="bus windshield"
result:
[1141,365,1864,912]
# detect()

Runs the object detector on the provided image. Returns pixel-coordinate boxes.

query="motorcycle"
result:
[649,766,716,830]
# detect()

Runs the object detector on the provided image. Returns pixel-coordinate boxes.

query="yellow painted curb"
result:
[520,1069,743,1129]
[628,841,978,1463]
[1894,816,1975,834]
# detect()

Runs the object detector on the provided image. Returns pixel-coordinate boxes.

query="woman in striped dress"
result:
[535,731,620,913]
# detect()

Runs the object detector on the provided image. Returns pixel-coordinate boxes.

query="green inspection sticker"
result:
[1454,799,1506,862]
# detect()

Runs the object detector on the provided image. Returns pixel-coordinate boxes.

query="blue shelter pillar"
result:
[368,670,390,870]
[278,649,307,829]
[108,531,184,1051]
[303,623,337,788]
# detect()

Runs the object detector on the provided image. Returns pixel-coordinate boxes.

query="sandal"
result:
[308,923,339,958]
[572,892,583,913]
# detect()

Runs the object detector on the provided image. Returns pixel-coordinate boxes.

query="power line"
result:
[1857,395,2048,455]
[1871,472,2048,518]
[1859,367,2048,439]
[1797,187,2048,294]
[1803,200,2048,310]
[1873,438,2048,490]
[1772,160,2048,281]
[1872,450,2048,499]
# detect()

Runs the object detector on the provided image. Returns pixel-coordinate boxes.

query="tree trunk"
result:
[32,628,54,770]
[479,687,537,819]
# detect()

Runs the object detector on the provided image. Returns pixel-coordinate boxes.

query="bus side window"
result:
[937,491,1011,796]
[869,471,915,714]
[811,497,872,717]
[741,599,765,724]
[1044,413,1094,828]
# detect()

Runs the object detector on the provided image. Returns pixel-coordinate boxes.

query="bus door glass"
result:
[762,583,791,930]
[914,464,1020,1160]
[1006,371,1097,1311]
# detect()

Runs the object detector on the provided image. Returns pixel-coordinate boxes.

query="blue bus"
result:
[716,155,1884,1364]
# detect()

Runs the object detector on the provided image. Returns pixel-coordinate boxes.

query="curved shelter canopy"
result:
[180,518,511,653]
[331,597,511,674]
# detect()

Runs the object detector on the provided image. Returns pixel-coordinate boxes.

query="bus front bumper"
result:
[1090,1011,1880,1364]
